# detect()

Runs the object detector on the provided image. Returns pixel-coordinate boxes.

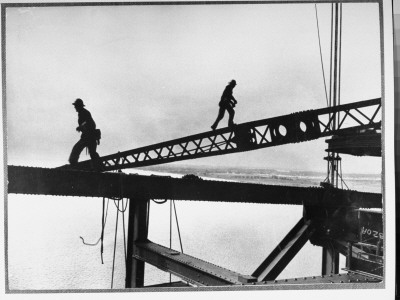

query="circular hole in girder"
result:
[300,121,307,132]
[278,125,287,136]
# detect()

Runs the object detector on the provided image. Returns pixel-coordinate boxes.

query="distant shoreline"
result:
[140,164,381,177]
[136,164,381,194]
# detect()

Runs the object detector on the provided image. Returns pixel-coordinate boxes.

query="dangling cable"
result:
[338,173,349,190]
[335,154,339,188]
[169,199,172,283]
[329,3,334,108]
[173,200,188,285]
[323,160,331,183]
[338,3,342,108]
[338,159,349,190]
[337,3,343,126]
[329,239,336,273]
[122,198,127,262]
[173,200,184,254]
[146,200,150,237]
[314,4,329,106]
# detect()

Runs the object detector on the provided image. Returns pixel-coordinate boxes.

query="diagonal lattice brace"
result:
[251,218,315,281]
[338,110,350,129]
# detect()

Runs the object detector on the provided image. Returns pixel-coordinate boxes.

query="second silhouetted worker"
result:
[69,98,102,170]
[211,80,238,130]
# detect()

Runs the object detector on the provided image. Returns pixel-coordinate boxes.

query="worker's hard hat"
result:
[230,80,236,85]
[72,98,85,107]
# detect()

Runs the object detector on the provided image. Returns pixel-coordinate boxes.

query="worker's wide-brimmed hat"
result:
[72,98,85,107]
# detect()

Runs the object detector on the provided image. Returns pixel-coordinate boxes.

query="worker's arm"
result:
[77,110,96,132]
[76,121,87,132]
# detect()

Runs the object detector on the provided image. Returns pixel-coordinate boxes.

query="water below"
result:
[6,167,381,290]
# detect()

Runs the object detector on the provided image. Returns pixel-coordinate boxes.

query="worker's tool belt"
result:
[95,129,101,145]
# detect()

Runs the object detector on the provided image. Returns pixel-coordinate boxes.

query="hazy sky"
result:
[6,2,382,173]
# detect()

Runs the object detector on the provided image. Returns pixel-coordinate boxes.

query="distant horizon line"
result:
[140,163,382,176]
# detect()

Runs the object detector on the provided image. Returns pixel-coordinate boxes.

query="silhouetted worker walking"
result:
[211,80,238,130]
[69,98,102,170]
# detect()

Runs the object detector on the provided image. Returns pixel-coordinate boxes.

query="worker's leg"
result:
[211,106,226,130]
[226,105,235,127]
[68,138,87,165]
[87,139,103,171]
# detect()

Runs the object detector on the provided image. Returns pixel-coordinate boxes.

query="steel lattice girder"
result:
[8,166,382,208]
[70,98,381,171]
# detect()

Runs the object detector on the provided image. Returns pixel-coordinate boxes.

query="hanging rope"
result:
[314,4,329,106]
[100,198,108,264]
[110,169,129,288]
[152,198,168,204]
[111,199,120,289]
[80,194,180,287]
[79,197,110,264]
[109,197,128,288]
[80,169,129,288]
[112,198,128,212]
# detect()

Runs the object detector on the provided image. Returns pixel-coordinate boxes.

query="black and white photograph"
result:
[2,0,396,299]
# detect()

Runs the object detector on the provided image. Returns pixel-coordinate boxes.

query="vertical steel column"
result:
[328,2,342,188]
[322,247,339,275]
[395,0,400,293]
[322,2,342,274]
[125,197,149,288]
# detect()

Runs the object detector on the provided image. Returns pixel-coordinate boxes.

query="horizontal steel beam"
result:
[70,98,381,171]
[144,273,381,287]
[132,241,244,286]
[133,242,381,288]
[7,166,382,208]
[252,271,381,285]
[132,240,381,287]
[326,130,381,157]
[144,281,191,288]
